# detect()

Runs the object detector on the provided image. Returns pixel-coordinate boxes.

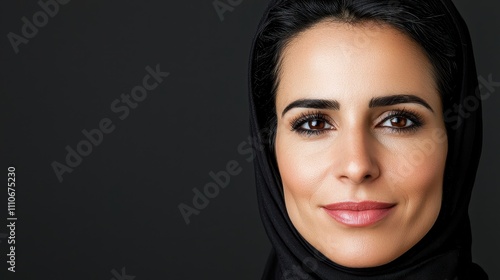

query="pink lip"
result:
[323,201,396,227]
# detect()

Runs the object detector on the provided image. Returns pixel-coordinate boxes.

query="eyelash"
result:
[290,111,333,136]
[289,109,424,136]
[382,109,424,134]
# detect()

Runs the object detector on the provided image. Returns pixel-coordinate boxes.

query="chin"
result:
[328,252,398,268]
[321,241,402,268]
[309,225,412,269]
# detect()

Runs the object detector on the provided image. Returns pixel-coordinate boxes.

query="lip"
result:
[323,201,396,227]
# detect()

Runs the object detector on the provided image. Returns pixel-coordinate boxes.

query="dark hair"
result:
[251,0,459,152]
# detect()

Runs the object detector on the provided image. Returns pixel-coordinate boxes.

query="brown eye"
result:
[380,116,414,129]
[307,120,326,130]
[377,110,423,134]
[300,119,333,130]
[390,117,408,128]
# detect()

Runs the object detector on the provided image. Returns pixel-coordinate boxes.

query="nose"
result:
[334,128,380,185]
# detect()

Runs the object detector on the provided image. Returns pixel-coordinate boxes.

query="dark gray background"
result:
[0,0,497,279]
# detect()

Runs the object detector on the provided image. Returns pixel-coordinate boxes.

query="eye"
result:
[300,119,333,130]
[380,116,414,128]
[290,112,335,136]
[378,109,424,133]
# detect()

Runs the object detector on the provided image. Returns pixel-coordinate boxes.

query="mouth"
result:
[323,201,396,227]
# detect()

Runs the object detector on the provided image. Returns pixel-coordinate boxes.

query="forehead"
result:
[276,20,439,109]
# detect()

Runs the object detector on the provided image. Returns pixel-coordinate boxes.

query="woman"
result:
[248,0,489,279]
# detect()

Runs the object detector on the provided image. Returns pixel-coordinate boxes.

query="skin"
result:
[274,20,448,268]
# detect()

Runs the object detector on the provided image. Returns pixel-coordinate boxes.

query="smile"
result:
[323,201,396,227]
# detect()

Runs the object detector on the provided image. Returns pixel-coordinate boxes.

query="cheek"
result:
[275,133,330,202]
[388,135,447,188]
[384,136,447,223]
[276,138,328,230]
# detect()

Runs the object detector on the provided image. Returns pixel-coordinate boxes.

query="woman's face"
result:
[275,20,448,268]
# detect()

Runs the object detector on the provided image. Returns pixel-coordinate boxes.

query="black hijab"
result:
[248,0,488,279]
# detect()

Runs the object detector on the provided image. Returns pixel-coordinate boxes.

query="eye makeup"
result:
[290,110,334,136]
[376,108,424,134]
[289,108,425,137]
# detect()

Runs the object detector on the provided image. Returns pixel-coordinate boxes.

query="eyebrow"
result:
[281,94,434,117]
[369,94,434,112]
[281,99,340,117]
